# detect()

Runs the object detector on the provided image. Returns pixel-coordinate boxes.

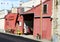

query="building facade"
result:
[0,10,8,32]
[5,0,52,40]
[52,0,60,42]
[20,0,52,40]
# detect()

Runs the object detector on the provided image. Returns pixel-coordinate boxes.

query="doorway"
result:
[23,13,34,35]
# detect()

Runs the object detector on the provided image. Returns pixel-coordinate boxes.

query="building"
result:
[5,0,52,40]
[0,10,8,32]
[20,0,52,40]
[57,0,60,35]
[52,0,60,42]
[5,13,19,33]
[20,0,40,11]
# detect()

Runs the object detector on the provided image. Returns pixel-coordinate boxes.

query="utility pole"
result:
[40,0,42,39]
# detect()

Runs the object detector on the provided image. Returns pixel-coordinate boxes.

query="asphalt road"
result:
[0,33,40,42]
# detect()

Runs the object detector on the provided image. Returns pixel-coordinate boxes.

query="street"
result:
[0,33,40,42]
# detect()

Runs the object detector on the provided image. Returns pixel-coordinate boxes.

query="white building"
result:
[56,0,60,42]
[0,10,8,32]
[57,0,60,35]
[52,0,60,42]
[20,0,46,12]
[52,0,60,35]
[21,0,40,12]
[11,0,46,13]
[10,0,47,13]
[11,7,17,13]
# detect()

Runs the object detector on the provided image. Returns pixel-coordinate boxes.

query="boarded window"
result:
[43,4,47,14]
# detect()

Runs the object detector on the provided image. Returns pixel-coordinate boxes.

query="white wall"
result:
[0,19,5,32]
[57,4,60,35]
[11,7,17,13]
[0,10,8,32]
[52,0,60,42]
[19,0,47,12]
[0,10,8,18]
[21,0,40,11]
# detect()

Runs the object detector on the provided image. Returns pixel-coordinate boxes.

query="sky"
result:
[0,0,29,10]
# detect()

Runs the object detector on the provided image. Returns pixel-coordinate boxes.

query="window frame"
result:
[42,4,48,14]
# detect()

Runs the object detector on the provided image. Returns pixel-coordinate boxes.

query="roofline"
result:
[26,0,50,12]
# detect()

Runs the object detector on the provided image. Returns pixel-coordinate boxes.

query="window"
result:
[43,4,47,14]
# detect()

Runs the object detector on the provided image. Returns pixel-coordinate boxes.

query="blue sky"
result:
[1,0,29,2]
[0,0,29,10]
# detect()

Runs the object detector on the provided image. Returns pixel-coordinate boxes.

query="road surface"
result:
[0,33,40,42]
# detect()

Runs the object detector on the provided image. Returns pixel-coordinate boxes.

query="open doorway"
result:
[23,13,34,35]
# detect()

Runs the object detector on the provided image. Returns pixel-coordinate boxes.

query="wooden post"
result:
[40,0,42,39]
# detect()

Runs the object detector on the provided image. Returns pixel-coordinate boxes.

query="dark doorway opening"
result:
[23,13,34,35]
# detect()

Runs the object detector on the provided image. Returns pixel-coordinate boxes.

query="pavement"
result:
[0,32,52,42]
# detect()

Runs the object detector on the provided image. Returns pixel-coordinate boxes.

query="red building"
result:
[5,0,52,40]
[5,13,17,33]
